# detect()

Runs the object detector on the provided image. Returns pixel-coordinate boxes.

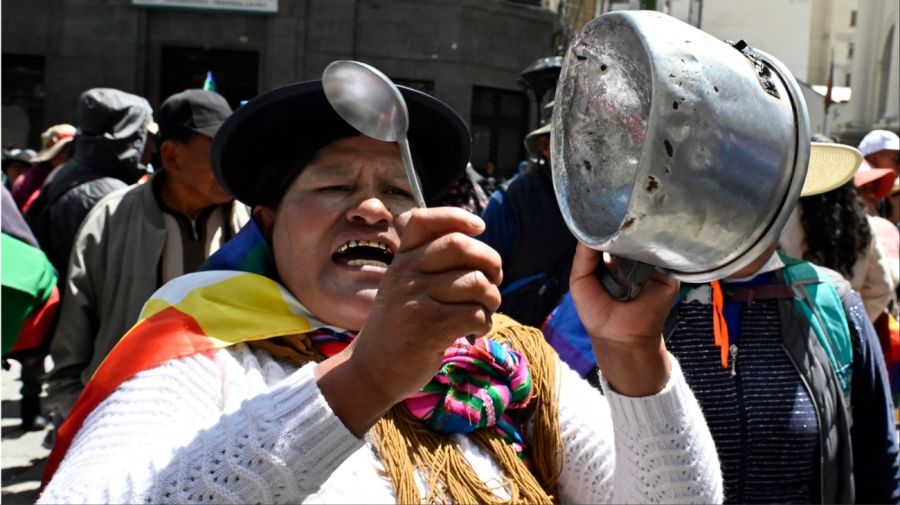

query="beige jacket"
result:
[45,175,250,420]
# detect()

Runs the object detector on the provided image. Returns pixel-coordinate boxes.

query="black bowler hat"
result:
[211,80,471,208]
[158,89,233,141]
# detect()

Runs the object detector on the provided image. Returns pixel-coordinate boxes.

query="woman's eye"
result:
[320,185,352,192]
[386,187,413,198]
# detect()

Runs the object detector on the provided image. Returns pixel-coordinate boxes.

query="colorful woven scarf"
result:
[405,337,533,463]
[306,330,534,464]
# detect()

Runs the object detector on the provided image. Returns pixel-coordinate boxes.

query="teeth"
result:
[335,240,391,254]
[347,259,388,268]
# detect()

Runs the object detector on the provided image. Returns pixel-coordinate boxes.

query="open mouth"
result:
[332,240,394,268]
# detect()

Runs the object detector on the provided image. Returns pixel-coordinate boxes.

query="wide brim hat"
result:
[2,148,36,171]
[31,137,74,163]
[32,124,77,163]
[854,162,897,200]
[524,123,551,157]
[212,80,471,207]
[800,142,864,197]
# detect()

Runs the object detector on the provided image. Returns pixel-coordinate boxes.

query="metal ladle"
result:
[322,60,427,208]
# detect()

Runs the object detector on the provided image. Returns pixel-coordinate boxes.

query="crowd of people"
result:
[1,35,899,505]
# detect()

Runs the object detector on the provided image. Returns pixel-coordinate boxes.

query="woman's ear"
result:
[252,205,277,242]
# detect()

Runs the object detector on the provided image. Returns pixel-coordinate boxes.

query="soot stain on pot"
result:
[673,101,679,110]
[646,176,660,192]
[663,139,674,157]
[582,159,593,172]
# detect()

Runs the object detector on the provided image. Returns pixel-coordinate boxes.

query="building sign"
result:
[133,0,277,14]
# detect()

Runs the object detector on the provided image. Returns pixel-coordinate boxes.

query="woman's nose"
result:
[348,196,392,225]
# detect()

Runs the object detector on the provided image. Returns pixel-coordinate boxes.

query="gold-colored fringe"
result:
[249,314,563,504]
[372,314,562,504]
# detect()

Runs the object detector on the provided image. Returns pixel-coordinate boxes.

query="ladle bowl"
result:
[322,60,426,207]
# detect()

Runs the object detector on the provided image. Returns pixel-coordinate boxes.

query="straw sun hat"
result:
[796,142,863,197]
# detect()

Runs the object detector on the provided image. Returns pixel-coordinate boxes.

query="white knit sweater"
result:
[40,344,722,504]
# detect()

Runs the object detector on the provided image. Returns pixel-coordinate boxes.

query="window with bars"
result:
[470,86,528,178]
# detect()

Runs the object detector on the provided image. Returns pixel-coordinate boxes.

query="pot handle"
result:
[595,255,654,301]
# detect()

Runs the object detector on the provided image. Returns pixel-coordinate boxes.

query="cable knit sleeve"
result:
[38,346,364,504]
[556,355,723,504]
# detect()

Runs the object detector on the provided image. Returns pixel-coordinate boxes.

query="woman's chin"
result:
[309,290,376,331]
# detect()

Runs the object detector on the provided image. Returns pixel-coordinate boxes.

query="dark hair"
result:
[798,181,872,277]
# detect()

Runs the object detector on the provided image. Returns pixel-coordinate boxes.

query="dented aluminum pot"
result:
[552,10,810,285]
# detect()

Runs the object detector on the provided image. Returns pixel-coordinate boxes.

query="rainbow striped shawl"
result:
[42,269,333,486]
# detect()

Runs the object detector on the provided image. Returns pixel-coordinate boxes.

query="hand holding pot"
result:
[569,243,677,396]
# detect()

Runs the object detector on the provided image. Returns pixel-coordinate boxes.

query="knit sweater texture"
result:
[40,344,723,504]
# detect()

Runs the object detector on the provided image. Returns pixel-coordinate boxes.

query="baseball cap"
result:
[158,89,232,142]
[857,129,900,156]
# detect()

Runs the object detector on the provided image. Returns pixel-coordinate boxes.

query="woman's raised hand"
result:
[568,243,678,397]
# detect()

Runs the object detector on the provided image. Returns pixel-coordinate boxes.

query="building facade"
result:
[841,0,899,139]
[2,0,558,177]
[548,0,897,139]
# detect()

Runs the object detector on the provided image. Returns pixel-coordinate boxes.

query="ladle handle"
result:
[399,137,427,208]
[595,255,654,301]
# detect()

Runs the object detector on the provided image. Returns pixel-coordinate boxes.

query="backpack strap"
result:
[673,255,854,396]
[778,251,854,396]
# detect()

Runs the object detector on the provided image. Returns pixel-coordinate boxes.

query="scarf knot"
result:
[403,336,534,462]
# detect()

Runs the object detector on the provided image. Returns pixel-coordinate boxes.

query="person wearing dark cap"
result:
[40,74,721,504]
[25,88,157,283]
[42,89,249,429]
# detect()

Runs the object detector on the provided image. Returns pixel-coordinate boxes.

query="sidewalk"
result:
[2,359,51,505]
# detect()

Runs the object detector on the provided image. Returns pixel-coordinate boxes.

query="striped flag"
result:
[42,271,327,488]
